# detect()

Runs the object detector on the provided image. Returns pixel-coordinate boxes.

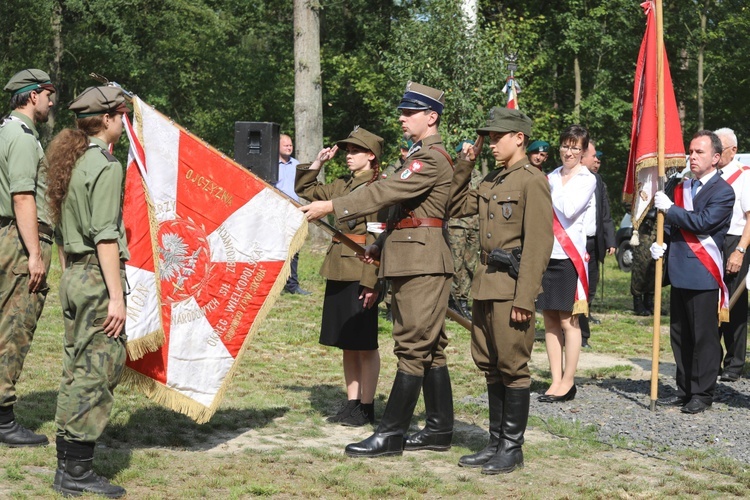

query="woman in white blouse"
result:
[537,125,597,403]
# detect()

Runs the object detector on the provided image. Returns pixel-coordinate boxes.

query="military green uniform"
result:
[0,110,53,411]
[332,134,454,376]
[55,136,129,445]
[451,156,552,387]
[448,168,482,304]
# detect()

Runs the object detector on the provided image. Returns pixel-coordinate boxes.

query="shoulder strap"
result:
[89,143,117,162]
[428,145,454,170]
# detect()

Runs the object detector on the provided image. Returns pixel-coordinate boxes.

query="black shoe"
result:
[340,403,374,427]
[0,420,48,447]
[719,372,740,382]
[681,399,711,414]
[588,314,601,325]
[457,299,472,321]
[656,395,688,407]
[538,385,576,403]
[458,384,504,468]
[405,366,454,452]
[326,399,359,423]
[581,339,591,349]
[345,371,423,458]
[285,286,311,295]
[633,295,650,316]
[53,458,126,498]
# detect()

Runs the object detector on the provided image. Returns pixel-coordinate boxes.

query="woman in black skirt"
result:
[295,127,385,426]
[536,125,597,403]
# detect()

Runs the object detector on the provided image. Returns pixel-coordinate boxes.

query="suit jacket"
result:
[593,172,616,263]
[331,134,454,278]
[664,173,735,290]
[295,167,382,289]
[450,157,552,311]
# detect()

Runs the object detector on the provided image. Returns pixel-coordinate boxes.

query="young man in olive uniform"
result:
[301,82,455,458]
[526,139,550,170]
[450,107,553,474]
[0,69,56,447]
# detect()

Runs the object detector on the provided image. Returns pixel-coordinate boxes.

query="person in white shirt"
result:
[536,125,597,403]
[277,134,309,295]
[714,127,750,381]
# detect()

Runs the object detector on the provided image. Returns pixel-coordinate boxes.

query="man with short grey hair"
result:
[714,127,750,381]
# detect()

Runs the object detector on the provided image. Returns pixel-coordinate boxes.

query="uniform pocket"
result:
[389,230,427,245]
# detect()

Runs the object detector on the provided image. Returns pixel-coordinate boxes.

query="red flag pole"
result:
[649,0,666,411]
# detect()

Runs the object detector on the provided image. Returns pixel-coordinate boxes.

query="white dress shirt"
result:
[548,165,597,259]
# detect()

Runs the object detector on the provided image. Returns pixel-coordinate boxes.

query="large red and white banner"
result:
[121,97,307,423]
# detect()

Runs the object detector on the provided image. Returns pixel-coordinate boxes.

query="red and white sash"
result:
[674,181,730,323]
[724,165,750,186]
[551,209,589,315]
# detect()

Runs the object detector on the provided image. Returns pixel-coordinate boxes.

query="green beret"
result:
[4,69,56,95]
[595,151,603,159]
[477,107,532,137]
[335,126,385,160]
[69,86,129,118]
[455,139,474,153]
[526,140,551,153]
[398,81,446,115]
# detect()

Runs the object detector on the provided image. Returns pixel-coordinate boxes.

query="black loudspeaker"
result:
[234,122,280,184]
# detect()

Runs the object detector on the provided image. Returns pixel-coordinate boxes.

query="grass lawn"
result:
[2,243,748,498]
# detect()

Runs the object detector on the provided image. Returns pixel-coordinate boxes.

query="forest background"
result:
[3,0,749,220]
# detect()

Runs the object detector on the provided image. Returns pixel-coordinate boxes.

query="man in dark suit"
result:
[652,130,735,414]
[579,141,615,348]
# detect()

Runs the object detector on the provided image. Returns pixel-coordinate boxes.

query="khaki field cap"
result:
[69,86,129,118]
[397,81,445,115]
[4,68,56,95]
[476,107,533,137]
[336,126,385,160]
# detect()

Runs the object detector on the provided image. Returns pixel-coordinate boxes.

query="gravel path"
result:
[462,373,750,464]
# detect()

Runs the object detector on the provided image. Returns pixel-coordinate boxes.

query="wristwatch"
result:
[737,246,746,254]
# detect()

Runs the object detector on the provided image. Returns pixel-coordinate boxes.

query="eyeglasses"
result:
[559,145,582,154]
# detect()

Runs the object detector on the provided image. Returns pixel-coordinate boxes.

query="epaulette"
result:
[88,144,117,162]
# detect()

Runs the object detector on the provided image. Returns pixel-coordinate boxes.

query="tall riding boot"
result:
[633,294,649,316]
[54,457,126,498]
[345,371,423,458]
[458,383,504,467]
[405,365,454,451]
[482,386,529,475]
[458,299,473,321]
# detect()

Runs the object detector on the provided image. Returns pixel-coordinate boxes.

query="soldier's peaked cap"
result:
[335,126,385,161]
[4,69,56,95]
[476,107,532,137]
[397,81,445,115]
[69,86,129,118]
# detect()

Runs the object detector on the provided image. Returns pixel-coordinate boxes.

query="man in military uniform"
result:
[448,140,481,320]
[301,82,455,458]
[450,107,552,474]
[526,139,550,171]
[0,69,56,447]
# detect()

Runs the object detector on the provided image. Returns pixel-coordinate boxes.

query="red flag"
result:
[623,0,685,229]
[504,75,519,110]
[121,97,307,423]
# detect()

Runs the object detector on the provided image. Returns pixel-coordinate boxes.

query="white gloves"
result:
[654,191,673,211]
[650,242,667,260]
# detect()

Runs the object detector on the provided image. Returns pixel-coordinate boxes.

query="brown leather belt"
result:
[0,216,54,240]
[387,217,446,231]
[66,253,126,270]
[332,233,367,245]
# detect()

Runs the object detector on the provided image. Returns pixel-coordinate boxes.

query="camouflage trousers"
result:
[631,219,657,296]
[55,260,127,444]
[0,223,52,408]
[449,226,479,300]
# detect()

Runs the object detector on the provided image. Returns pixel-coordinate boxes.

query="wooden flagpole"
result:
[649,0,666,411]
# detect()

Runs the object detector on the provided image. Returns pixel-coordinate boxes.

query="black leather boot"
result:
[0,420,48,447]
[644,293,655,315]
[633,294,650,316]
[458,299,472,321]
[482,386,529,474]
[53,457,126,498]
[345,371,422,458]
[405,365,454,451]
[458,383,504,467]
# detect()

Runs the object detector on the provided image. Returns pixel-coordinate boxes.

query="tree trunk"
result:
[293,0,323,166]
[697,0,708,130]
[47,0,63,140]
[574,54,581,121]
